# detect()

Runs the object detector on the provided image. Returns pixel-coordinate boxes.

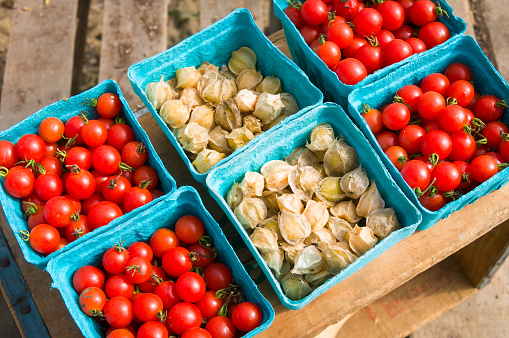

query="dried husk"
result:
[280,93,300,116]
[198,71,237,105]
[315,177,346,205]
[346,225,378,256]
[327,216,353,242]
[277,261,291,281]
[260,190,281,212]
[239,172,265,198]
[302,200,329,232]
[253,93,284,124]
[330,201,362,224]
[324,138,359,177]
[250,227,279,253]
[281,274,312,301]
[306,123,335,160]
[286,148,311,166]
[208,126,233,155]
[260,160,293,191]
[192,149,226,174]
[234,198,267,230]
[304,228,337,246]
[219,67,236,81]
[189,104,215,131]
[197,61,219,74]
[243,115,263,134]
[356,181,385,218]
[164,78,183,98]
[281,241,306,264]
[215,99,242,132]
[279,210,311,245]
[174,122,209,154]
[256,75,282,94]
[288,166,321,202]
[145,76,171,110]
[340,166,369,199]
[228,46,257,75]
[261,248,284,275]
[260,216,283,242]
[160,99,190,129]
[262,114,286,131]
[176,66,202,88]
[235,89,259,113]
[291,245,323,275]
[276,193,303,214]
[304,263,331,288]
[225,125,254,151]
[321,241,357,275]
[366,208,400,239]
[180,88,205,110]
[226,183,243,210]
[285,148,319,169]
[236,68,263,91]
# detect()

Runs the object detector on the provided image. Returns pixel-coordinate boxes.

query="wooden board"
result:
[98,0,168,106]
[0,0,79,130]
[199,0,264,31]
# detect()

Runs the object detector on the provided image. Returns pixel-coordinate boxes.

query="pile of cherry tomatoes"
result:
[0,93,163,256]
[362,62,509,211]
[74,215,263,338]
[285,0,452,84]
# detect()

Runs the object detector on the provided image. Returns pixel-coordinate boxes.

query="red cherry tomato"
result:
[397,85,423,113]
[176,272,206,303]
[400,160,431,191]
[162,247,192,277]
[362,106,383,134]
[104,296,134,329]
[39,156,63,177]
[139,265,166,293]
[175,215,205,244]
[3,166,35,198]
[65,147,92,170]
[392,24,413,40]
[299,24,321,45]
[103,244,131,275]
[354,44,383,74]
[66,168,96,200]
[376,131,399,151]
[107,124,135,151]
[125,257,153,284]
[377,1,405,31]
[385,146,408,171]
[399,125,425,154]
[81,120,108,148]
[82,193,105,215]
[150,228,180,258]
[314,40,342,69]
[128,242,154,262]
[16,134,46,162]
[453,161,472,191]
[0,140,19,169]
[154,281,181,311]
[123,185,153,212]
[43,196,78,228]
[470,155,501,183]
[418,189,447,211]
[448,131,476,161]
[301,0,328,25]
[438,105,468,133]
[133,293,164,322]
[79,287,107,316]
[285,5,305,29]
[409,0,438,26]
[91,145,122,175]
[333,0,359,20]
[430,162,461,192]
[382,103,411,130]
[88,201,123,229]
[168,302,202,335]
[204,263,233,291]
[182,327,212,338]
[107,329,135,338]
[27,224,60,254]
[474,95,507,123]
[97,93,122,118]
[326,23,353,49]
[64,115,86,144]
[137,321,168,338]
[189,243,216,269]
[448,80,474,107]
[334,58,367,85]
[73,265,105,294]
[397,0,416,25]
[39,117,64,144]
[98,117,115,130]
[420,73,450,97]
[418,91,446,120]
[383,39,412,66]
[91,169,110,194]
[196,290,225,321]
[406,38,427,54]
[352,8,382,36]
[376,29,395,49]
[418,22,450,49]
[342,35,368,59]
[64,214,91,242]
[105,274,135,299]
[27,207,46,231]
[421,130,452,160]
[231,302,262,332]
[102,175,132,205]
[133,166,159,190]
[205,316,236,338]
[482,121,509,149]
[444,63,472,83]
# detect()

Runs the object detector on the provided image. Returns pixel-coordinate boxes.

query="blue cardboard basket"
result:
[47,186,274,338]
[206,103,421,310]
[348,35,509,230]
[128,8,323,184]
[0,80,176,269]
[273,0,467,108]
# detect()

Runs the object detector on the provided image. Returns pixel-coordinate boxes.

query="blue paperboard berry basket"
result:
[0,80,176,269]
[206,102,422,310]
[47,186,274,338]
[348,35,509,230]
[128,8,324,184]
[273,0,467,108]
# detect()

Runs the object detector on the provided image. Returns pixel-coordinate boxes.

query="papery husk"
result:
[279,210,311,245]
[174,122,209,154]
[315,177,346,205]
[306,123,335,160]
[145,76,170,110]
[189,104,215,131]
[304,228,337,246]
[327,216,353,242]
[366,208,400,239]
[197,61,219,74]
[226,183,243,210]
[330,200,362,224]
[260,190,281,212]
[266,209,278,219]
[262,248,284,275]
[215,99,242,132]
[280,93,300,116]
[250,227,279,253]
[281,273,312,301]
[346,225,378,256]
[253,93,284,124]
[261,160,294,191]
[281,241,305,265]
[340,166,369,199]
[276,193,303,214]
[180,88,205,110]
[356,181,385,218]
[261,114,285,132]
[225,125,254,151]
[176,66,202,88]
[285,148,319,168]
[260,216,283,242]
[160,99,190,129]
[256,75,282,94]
[234,197,267,230]
[291,245,323,275]
[192,149,226,174]
[164,78,183,98]
[208,126,233,155]
[276,261,291,281]
[236,68,263,91]
[198,71,237,105]
[324,138,359,177]
[228,46,257,75]
[239,172,265,198]
[243,115,263,134]
[321,241,357,275]
[302,200,329,232]
[288,166,321,202]
[219,67,236,81]
[235,89,259,113]
[304,263,331,288]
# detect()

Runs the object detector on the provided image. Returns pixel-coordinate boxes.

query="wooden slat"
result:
[0,0,79,130]
[268,30,291,60]
[98,0,168,106]
[199,0,264,30]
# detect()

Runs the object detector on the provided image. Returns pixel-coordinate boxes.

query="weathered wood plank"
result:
[268,30,291,60]
[99,0,168,106]
[482,0,509,81]
[199,0,264,31]
[0,0,79,130]
[447,0,475,36]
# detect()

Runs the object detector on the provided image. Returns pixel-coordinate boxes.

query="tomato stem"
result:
[414,178,436,198]
[118,162,134,172]
[428,153,439,167]
[107,174,121,189]
[83,97,98,108]
[191,266,204,277]
[218,302,229,317]
[114,239,126,253]
[23,202,38,218]
[393,94,411,111]
[61,134,77,148]
[139,180,152,189]
[89,309,105,319]
[0,166,8,178]
[461,172,471,183]
[199,235,213,249]
[498,163,509,170]
[475,135,488,145]
[70,212,80,222]
[446,97,458,106]
[19,230,30,242]
[443,190,460,200]
[149,273,164,286]
[66,164,81,174]
[434,4,449,18]
[115,116,125,124]
[361,103,370,114]
[398,155,407,165]
[286,0,302,10]
[157,310,167,323]
[125,265,142,276]
[496,99,509,109]
[72,227,84,238]
[78,110,89,124]
[137,142,146,155]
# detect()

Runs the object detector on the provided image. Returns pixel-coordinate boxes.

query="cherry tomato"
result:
[326,23,353,49]
[471,144,489,161]
[421,130,452,160]
[0,140,19,169]
[362,106,383,134]
[79,287,107,316]
[376,29,395,49]
[383,39,413,65]
[486,152,505,165]
[392,25,413,40]
[27,207,46,231]
[91,169,110,194]
[103,244,131,274]
[82,120,108,148]
[65,147,92,170]
[420,73,450,97]
[342,35,368,59]
[137,321,168,338]
[150,189,164,200]
[133,166,159,190]
[398,125,425,155]
[418,189,447,211]
[409,0,438,26]
[400,160,431,190]
[107,123,135,151]
[418,91,446,120]
[154,281,181,310]
[474,95,507,123]
[196,290,225,321]
[231,302,262,332]
[205,316,236,338]
[418,22,450,49]
[125,257,153,284]
[301,0,328,25]
[98,117,116,130]
[105,274,135,299]
[376,131,399,151]
[314,39,341,69]
[500,138,509,163]
[397,0,415,24]
[182,327,212,338]
[284,5,305,29]
[82,193,105,215]
[299,24,321,45]
[133,293,164,322]
[321,15,347,34]
[103,175,132,205]
[168,302,202,335]
[354,44,382,74]
[64,115,86,144]
[128,242,153,262]
[150,228,180,258]
[382,103,411,131]
[377,1,405,31]
[16,134,46,162]
[385,146,408,171]
[38,156,62,177]
[448,131,475,162]
[139,265,166,293]
[107,329,135,338]
[189,243,216,269]
[406,38,427,54]
[65,214,91,242]
[447,80,474,108]
[122,142,148,169]
[438,105,468,133]
[333,0,359,20]
[352,8,382,36]
[43,196,77,228]
[27,223,60,254]
[123,185,153,212]
[470,155,501,183]
[3,166,35,198]
[204,263,233,291]
[176,272,206,303]
[453,161,472,191]
[397,85,423,113]
[39,117,64,144]
[334,58,367,85]
[175,215,205,244]
[66,168,96,200]
[104,296,134,329]
[444,63,472,83]
[91,145,122,175]
[482,121,508,149]
[162,247,192,277]
[73,265,105,293]
[88,201,123,229]
[430,162,461,191]
[97,93,122,118]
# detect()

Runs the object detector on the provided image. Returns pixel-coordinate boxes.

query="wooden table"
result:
[1,1,509,337]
